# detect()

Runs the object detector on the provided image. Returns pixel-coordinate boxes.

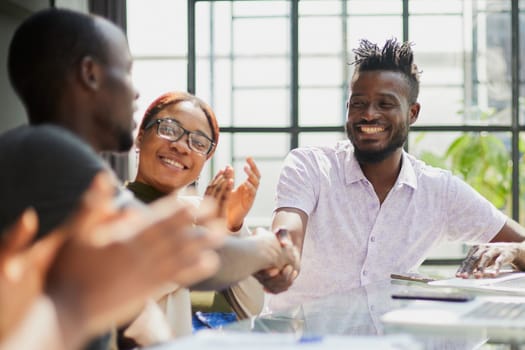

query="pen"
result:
[298,335,323,343]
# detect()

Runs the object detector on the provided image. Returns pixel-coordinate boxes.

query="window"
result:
[128,0,525,259]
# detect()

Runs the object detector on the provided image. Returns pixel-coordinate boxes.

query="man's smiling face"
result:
[346,70,418,164]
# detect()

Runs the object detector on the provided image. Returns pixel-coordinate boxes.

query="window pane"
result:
[233,89,289,127]
[520,132,525,223]
[299,57,344,87]
[196,2,234,57]
[409,0,463,14]
[416,87,463,125]
[347,17,403,49]
[347,0,402,15]
[233,1,289,17]
[521,85,525,125]
[299,17,342,54]
[410,16,463,53]
[299,132,347,148]
[132,59,187,126]
[245,158,286,226]
[234,58,290,87]
[300,0,342,16]
[480,6,512,119]
[299,88,345,126]
[233,18,290,55]
[234,133,289,158]
[196,59,232,126]
[127,0,187,56]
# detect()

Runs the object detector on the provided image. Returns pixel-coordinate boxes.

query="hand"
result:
[205,157,261,232]
[46,172,225,343]
[456,243,525,278]
[252,228,300,294]
[0,208,65,340]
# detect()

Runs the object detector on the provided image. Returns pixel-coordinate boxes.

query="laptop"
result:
[381,294,525,341]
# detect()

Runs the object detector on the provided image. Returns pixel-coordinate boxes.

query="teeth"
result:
[161,157,184,169]
[360,126,384,134]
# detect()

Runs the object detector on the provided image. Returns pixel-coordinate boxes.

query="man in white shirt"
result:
[263,38,525,311]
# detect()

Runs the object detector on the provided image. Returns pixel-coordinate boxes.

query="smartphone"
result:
[391,291,474,302]
[390,272,435,283]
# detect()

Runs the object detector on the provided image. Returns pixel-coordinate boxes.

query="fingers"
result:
[204,168,226,197]
[457,244,521,278]
[243,157,261,190]
[204,168,234,217]
[456,245,481,278]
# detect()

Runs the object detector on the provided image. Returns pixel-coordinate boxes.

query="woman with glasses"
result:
[119,91,299,349]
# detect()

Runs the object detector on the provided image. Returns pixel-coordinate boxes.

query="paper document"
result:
[429,272,525,295]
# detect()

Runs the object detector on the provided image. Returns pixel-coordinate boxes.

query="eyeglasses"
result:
[144,118,215,156]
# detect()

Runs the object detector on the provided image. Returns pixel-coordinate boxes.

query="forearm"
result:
[490,219,525,243]
[272,208,307,256]
[191,236,275,291]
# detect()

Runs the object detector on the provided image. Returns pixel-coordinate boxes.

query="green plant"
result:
[419,132,511,210]
[414,101,525,217]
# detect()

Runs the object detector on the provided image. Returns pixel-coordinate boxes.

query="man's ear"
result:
[409,102,421,125]
[79,56,102,91]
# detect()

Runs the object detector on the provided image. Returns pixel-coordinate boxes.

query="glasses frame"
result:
[144,118,215,156]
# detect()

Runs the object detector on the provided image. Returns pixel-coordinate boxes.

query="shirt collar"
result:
[344,147,418,190]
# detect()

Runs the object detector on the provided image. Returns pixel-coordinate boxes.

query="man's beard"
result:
[346,123,408,164]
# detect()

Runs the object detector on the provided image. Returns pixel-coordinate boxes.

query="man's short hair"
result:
[351,38,421,104]
[7,8,109,124]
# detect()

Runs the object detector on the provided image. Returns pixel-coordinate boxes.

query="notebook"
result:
[381,295,525,341]
[428,271,525,295]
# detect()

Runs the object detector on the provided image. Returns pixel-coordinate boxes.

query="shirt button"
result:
[362,270,367,276]
[370,236,375,242]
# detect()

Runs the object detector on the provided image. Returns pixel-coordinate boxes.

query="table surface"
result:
[222,279,525,350]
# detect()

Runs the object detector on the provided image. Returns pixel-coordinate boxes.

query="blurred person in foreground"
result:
[1,7,299,349]
[0,7,225,350]
[0,171,223,350]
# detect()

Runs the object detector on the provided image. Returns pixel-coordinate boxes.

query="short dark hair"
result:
[351,38,421,104]
[7,8,109,124]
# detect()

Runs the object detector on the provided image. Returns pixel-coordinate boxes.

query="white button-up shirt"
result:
[267,141,506,312]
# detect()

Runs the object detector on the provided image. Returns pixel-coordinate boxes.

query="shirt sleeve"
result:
[444,174,507,243]
[274,148,319,216]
